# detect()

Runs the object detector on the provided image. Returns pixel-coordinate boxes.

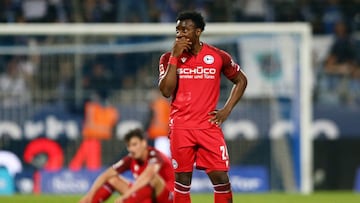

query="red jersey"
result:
[159,43,240,129]
[112,146,174,191]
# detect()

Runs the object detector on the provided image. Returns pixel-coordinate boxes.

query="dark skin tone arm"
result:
[208,70,247,126]
[159,37,192,98]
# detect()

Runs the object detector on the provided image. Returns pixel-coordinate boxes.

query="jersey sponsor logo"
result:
[203,55,214,64]
[177,66,216,79]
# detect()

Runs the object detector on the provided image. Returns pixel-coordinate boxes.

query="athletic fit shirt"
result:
[112,146,174,191]
[159,43,240,129]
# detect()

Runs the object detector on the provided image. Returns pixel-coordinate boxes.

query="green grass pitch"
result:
[0,192,359,203]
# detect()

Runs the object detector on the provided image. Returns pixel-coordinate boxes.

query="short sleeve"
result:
[220,50,241,80]
[112,155,131,173]
[159,52,171,80]
[148,149,164,166]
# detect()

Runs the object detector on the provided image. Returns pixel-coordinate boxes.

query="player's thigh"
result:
[108,175,130,194]
[196,127,230,172]
[169,129,196,172]
[149,173,166,196]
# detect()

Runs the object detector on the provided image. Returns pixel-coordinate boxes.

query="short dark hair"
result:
[176,11,205,31]
[124,128,145,143]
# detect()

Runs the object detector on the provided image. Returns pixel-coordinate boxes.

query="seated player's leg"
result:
[122,185,154,203]
[150,173,174,203]
[108,175,131,194]
[122,172,173,203]
[91,175,130,203]
[155,185,174,203]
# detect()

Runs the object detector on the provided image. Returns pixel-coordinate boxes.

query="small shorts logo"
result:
[172,159,178,169]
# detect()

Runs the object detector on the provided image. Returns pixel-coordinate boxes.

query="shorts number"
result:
[220,145,229,160]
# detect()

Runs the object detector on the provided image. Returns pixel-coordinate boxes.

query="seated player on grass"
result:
[79,128,174,203]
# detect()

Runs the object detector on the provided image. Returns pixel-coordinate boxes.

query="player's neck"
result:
[190,41,203,55]
[140,149,149,161]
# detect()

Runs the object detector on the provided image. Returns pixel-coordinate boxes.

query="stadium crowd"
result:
[0,0,360,108]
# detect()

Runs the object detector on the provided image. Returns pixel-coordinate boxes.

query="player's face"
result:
[127,137,147,159]
[176,19,201,48]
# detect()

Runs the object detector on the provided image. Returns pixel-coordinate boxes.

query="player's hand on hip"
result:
[208,109,231,126]
[172,37,192,57]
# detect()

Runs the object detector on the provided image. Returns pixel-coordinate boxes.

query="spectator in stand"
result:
[323,21,358,104]
[21,0,68,23]
[116,0,149,22]
[0,57,31,108]
[83,59,113,101]
[0,0,21,23]
[322,0,344,34]
[233,0,270,22]
[81,0,116,23]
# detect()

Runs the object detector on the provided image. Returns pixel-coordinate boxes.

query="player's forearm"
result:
[123,165,157,198]
[159,65,178,98]
[223,71,247,111]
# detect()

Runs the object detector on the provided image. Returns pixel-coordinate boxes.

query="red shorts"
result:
[169,127,230,173]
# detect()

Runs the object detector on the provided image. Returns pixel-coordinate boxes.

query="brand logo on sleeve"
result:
[181,57,187,63]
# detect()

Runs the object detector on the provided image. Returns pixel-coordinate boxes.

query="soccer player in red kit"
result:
[79,128,174,203]
[158,11,248,203]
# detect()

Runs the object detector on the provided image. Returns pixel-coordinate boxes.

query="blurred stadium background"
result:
[1,0,360,202]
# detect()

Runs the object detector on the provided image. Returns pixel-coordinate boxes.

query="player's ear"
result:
[195,28,202,37]
[142,139,147,147]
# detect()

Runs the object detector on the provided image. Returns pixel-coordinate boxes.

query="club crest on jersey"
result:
[203,55,214,64]
[134,164,139,171]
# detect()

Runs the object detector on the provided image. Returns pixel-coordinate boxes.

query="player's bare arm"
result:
[159,37,191,98]
[209,70,247,125]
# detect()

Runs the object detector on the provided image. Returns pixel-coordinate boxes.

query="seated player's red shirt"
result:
[112,146,174,192]
[159,43,241,129]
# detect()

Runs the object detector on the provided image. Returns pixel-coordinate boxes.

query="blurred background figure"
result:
[69,91,119,171]
[322,21,359,105]
[145,88,171,158]
[0,57,31,108]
